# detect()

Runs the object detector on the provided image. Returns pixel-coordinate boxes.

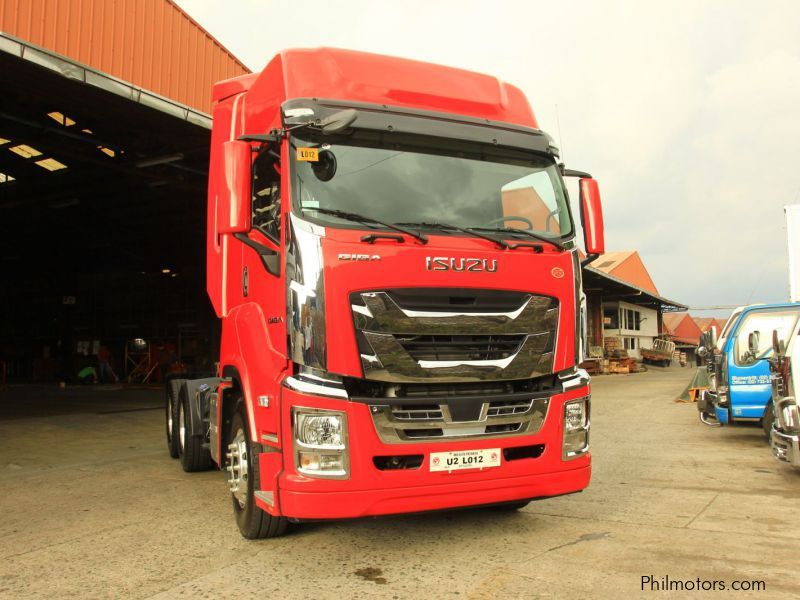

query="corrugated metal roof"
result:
[0,0,249,113]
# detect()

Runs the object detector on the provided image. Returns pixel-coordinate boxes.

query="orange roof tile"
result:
[589,251,659,295]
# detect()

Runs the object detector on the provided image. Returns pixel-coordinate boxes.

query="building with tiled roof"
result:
[693,317,726,335]
[589,251,660,296]
[663,313,704,346]
[582,251,685,360]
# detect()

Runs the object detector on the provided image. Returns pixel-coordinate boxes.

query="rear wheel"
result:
[177,385,213,472]
[227,405,290,539]
[165,377,181,459]
[762,402,775,442]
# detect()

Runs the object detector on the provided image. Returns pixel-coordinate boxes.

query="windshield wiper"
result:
[395,221,508,249]
[309,208,428,244]
[470,226,564,250]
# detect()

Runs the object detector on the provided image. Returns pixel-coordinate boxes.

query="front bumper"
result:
[281,465,589,519]
[274,383,591,519]
[771,427,800,467]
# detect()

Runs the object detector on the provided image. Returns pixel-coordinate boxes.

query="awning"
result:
[583,265,687,313]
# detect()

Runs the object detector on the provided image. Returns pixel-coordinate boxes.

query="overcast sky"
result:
[177,0,800,316]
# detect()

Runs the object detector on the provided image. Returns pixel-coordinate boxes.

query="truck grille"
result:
[392,405,443,420]
[396,334,526,362]
[351,287,559,383]
[369,395,550,443]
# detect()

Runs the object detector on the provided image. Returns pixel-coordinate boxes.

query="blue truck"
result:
[697,303,800,438]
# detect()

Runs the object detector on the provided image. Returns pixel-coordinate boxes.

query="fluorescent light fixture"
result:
[97,146,116,157]
[35,158,67,171]
[9,144,42,158]
[47,111,76,126]
[0,172,15,184]
[0,137,10,146]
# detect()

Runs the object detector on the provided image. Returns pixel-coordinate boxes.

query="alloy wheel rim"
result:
[226,428,249,508]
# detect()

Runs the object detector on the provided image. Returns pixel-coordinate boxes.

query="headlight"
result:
[292,408,349,478]
[295,413,345,449]
[563,397,590,460]
[781,401,800,434]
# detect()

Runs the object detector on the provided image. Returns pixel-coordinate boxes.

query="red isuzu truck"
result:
[166,48,605,538]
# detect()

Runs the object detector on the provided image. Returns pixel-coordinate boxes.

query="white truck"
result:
[768,204,800,466]
[769,317,800,467]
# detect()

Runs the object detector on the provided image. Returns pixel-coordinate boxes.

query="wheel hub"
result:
[226,429,249,507]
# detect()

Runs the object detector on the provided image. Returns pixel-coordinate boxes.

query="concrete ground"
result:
[1,369,798,599]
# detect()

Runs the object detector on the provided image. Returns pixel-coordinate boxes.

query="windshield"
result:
[290,131,573,239]
[733,309,800,365]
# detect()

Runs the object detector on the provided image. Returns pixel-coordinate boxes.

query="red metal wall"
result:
[0,0,249,113]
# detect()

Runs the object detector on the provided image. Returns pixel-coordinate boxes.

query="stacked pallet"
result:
[604,337,621,354]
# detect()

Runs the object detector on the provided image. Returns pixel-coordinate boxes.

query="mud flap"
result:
[256,449,283,516]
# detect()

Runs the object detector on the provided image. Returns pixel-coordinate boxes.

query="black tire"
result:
[177,384,213,472]
[227,404,290,539]
[488,500,530,511]
[762,402,774,442]
[165,377,181,459]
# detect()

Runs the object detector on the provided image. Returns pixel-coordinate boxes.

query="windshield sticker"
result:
[296,148,319,162]
[730,375,771,386]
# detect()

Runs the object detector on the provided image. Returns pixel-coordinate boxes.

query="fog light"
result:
[563,397,590,460]
[297,452,345,475]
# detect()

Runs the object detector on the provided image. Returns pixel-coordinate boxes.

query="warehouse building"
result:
[0,0,249,383]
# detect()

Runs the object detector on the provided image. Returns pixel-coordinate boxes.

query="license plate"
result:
[430,448,501,472]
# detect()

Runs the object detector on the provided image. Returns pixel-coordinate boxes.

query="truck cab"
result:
[166,48,605,538]
[698,303,800,437]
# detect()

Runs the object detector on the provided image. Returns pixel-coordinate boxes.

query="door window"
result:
[252,152,281,242]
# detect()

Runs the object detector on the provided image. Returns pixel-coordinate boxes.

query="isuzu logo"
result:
[425,256,498,272]
[338,253,381,261]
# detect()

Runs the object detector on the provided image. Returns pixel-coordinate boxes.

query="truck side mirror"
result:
[748,331,761,356]
[579,178,605,255]
[709,326,718,348]
[772,329,786,356]
[218,140,252,234]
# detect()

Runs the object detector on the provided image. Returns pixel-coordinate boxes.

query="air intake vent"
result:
[397,334,526,362]
[385,288,530,313]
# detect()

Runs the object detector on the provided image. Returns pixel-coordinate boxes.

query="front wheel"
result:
[762,402,775,442]
[487,500,530,511]
[227,405,290,539]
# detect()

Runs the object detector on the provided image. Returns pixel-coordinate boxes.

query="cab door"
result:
[727,309,799,420]
[235,143,288,440]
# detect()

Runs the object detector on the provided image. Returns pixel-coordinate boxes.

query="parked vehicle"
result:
[641,338,675,367]
[697,303,800,438]
[166,48,605,538]
[768,319,800,467]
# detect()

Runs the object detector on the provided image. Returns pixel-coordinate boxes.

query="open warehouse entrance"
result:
[0,6,249,385]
